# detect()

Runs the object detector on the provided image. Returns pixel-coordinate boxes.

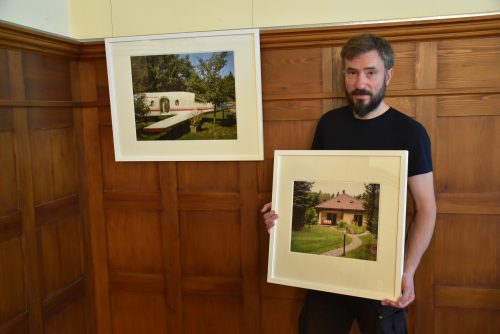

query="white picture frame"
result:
[105,29,263,161]
[268,150,408,301]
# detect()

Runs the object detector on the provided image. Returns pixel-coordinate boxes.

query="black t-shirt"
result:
[311,106,432,177]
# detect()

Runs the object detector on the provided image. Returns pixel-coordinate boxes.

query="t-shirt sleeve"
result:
[311,115,325,149]
[408,124,433,177]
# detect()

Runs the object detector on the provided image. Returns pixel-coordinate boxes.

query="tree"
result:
[292,181,315,231]
[133,93,150,119]
[130,54,195,93]
[362,183,380,237]
[193,52,229,124]
[304,207,318,229]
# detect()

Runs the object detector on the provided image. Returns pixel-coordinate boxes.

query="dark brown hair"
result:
[341,33,394,71]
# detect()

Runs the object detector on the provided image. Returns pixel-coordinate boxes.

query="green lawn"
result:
[291,226,352,254]
[179,121,237,140]
[344,233,377,261]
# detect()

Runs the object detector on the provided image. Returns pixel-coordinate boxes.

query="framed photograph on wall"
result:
[105,29,263,161]
[267,150,408,301]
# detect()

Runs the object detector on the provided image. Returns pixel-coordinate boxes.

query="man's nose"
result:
[355,73,368,89]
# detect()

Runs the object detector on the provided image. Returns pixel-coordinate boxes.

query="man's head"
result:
[341,34,394,118]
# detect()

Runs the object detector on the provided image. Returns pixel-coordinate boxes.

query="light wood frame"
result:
[105,29,263,161]
[268,150,408,301]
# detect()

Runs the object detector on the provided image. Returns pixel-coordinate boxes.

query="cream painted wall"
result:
[70,0,112,39]
[1,0,498,39]
[253,0,500,28]
[0,0,71,37]
[70,0,500,39]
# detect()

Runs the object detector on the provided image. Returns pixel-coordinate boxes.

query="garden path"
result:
[321,230,370,257]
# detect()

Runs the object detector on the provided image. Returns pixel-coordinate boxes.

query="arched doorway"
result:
[159,97,170,114]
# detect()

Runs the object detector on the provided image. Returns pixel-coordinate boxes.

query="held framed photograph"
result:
[267,150,409,301]
[105,29,263,161]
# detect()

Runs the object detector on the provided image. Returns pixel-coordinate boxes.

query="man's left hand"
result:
[381,272,415,308]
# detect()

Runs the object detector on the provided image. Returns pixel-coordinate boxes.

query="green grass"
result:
[344,233,377,261]
[179,121,237,140]
[291,226,352,254]
[346,223,366,234]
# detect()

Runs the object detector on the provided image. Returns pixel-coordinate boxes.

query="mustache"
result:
[349,89,373,96]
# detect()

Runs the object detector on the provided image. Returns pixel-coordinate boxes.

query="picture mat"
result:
[105,29,263,161]
[268,150,408,300]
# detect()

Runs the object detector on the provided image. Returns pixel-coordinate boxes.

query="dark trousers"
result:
[299,291,408,334]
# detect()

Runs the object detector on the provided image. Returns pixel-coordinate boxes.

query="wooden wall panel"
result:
[0,128,17,215]
[177,161,240,192]
[436,116,500,192]
[0,32,92,333]
[182,295,242,334]
[109,291,168,334]
[30,128,79,204]
[435,307,500,334]
[43,299,87,334]
[37,215,83,298]
[390,42,417,91]
[180,210,241,276]
[100,127,160,192]
[0,50,9,100]
[22,53,72,101]
[106,209,164,273]
[437,37,500,89]
[438,94,500,117]
[0,237,26,323]
[261,48,323,95]
[434,214,499,287]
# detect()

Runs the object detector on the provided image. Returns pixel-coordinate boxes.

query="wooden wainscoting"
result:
[0,25,93,334]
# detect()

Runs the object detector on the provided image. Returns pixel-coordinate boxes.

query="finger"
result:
[261,202,272,213]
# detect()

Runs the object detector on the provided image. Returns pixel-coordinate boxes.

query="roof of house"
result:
[315,191,364,211]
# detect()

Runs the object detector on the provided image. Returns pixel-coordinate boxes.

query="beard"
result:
[346,82,386,118]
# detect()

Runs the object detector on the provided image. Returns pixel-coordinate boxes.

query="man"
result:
[261,33,436,334]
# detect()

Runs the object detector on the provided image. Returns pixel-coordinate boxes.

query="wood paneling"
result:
[109,291,168,334]
[434,214,498,287]
[437,37,500,89]
[436,116,500,193]
[100,126,160,192]
[106,209,164,273]
[0,237,26,323]
[180,210,241,276]
[435,307,500,334]
[0,32,91,334]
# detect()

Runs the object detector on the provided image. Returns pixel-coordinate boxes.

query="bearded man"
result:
[262,33,436,334]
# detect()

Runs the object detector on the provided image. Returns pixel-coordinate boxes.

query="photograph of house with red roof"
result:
[290,180,380,261]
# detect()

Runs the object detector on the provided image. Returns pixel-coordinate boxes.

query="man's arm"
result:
[382,171,437,308]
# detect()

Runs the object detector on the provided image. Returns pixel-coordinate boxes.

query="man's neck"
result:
[353,101,390,120]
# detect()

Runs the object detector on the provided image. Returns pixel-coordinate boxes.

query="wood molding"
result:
[263,87,500,102]
[0,211,22,242]
[34,194,80,228]
[0,22,81,57]
[0,312,29,334]
[182,276,242,296]
[260,14,500,49]
[435,286,500,311]
[42,278,86,320]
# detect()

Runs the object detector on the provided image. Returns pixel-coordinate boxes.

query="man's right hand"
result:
[261,202,278,233]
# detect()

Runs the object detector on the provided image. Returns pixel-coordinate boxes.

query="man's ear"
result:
[385,68,394,85]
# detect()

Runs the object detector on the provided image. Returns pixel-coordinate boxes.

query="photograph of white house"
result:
[130,51,236,141]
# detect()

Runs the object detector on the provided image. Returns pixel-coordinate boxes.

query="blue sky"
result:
[187,51,234,77]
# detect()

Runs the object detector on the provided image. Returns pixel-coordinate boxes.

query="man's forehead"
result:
[344,50,384,68]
